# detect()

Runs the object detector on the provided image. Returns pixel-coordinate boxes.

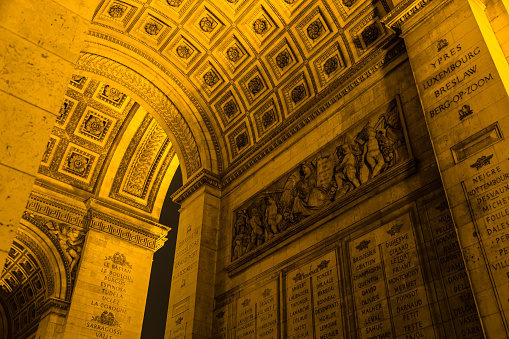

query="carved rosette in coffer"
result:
[230,96,413,264]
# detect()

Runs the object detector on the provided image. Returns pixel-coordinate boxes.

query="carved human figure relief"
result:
[46,221,85,272]
[231,99,409,261]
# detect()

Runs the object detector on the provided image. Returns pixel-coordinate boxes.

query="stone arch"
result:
[0,298,10,339]
[18,215,71,301]
[0,217,70,338]
[74,50,221,180]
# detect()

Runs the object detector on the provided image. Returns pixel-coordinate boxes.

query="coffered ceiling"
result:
[37,75,178,218]
[86,0,399,179]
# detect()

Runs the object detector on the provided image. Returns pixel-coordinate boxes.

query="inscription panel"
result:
[235,276,280,339]
[426,196,483,339]
[348,213,436,339]
[285,250,344,339]
[463,159,509,320]
[85,252,136,338]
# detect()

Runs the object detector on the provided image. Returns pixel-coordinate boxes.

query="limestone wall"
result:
[206,57,483,338]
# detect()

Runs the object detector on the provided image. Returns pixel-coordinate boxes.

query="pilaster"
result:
[21,188,169,339]
[384,0,509,335]
[60,201,169,339]
[165,170,221,339]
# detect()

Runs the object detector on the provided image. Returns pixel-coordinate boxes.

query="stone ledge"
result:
[227,157,419,276]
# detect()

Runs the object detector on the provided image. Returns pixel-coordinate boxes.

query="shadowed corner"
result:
[141,166,182,339]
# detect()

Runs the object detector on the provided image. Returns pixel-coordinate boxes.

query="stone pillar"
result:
[58,201,168,339]
[0,0,91,267]
[165,171,221,339]
[384,0,509,335]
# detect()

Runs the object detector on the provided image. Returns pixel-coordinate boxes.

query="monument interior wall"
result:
[1,0,509,337]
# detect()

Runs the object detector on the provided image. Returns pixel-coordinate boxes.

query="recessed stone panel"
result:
[59,144,98,183]
[280,71,313,115]
[227,120,252,159]
[164,34,203,71]
[213,90,244,130]
[312,42,348,88]
[74,108,117,146]
[348,6,387,58]
[252,97,281,139]
[292,3,337,56]
[95,0,139,30]
[265,36,301,83]
[241,3,281,50]
[130,11,172,46]
[237,65,272,108]
[215,34,252,76]
[193,60,227,98]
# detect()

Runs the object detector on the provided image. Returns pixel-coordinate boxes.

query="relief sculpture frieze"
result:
[231,98,411,262]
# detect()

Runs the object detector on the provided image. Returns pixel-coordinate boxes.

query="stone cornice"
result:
[86,198,169,231]
[381,0,446,30]
[25,189,169,251]
[26,191,87,228]
[85,208,168,251]
[171,169,221,204]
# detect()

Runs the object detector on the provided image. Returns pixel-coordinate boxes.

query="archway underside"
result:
[81,0,400,186]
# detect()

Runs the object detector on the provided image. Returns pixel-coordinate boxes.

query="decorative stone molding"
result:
[25,189,169,251]
[85,208,168,251]
[109,114,176,212]
[171,169,221,204]
[76,53,202,176]
[26,191,87,227]
[21,212,82,300]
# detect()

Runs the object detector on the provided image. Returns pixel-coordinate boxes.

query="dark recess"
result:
[141,166,182,338]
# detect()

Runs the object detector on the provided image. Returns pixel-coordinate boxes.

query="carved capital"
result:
[25,190,87,227]
[171,169,221,204]
[85,208,168,251]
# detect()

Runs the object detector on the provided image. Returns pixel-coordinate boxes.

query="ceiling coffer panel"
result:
[90,0,396,175]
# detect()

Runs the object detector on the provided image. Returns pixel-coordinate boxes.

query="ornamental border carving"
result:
[76,52,202,176]
[26,189,169,251]
[172,169,221,204]
[86,208,168,251]
[21,212,73,300]
[26,192,87,227]
[381,0,443,29]
[109,114,177,212]
[38,297,70,316]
